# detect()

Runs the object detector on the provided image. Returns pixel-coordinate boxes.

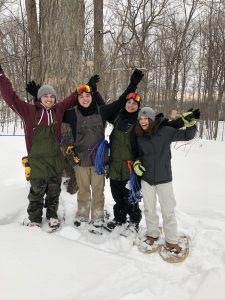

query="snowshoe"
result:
[22,218,41,228]
[74,217,88,228]
[102,220,123,232]
[158,235,190,263]
[88,220,104,235]
[120,222,138,238]
[46,218,61,233]
[136,236,160,254]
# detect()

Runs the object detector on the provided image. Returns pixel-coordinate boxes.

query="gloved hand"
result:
[133,160,146,176]
[185,108,201,121]
[87,74,100,93]
[192,108,200,119]
[0,64,3,73]
[130,69,144,86]
[66,146,80,165]
[22,156,31,180]
[66,145,75,155]
[156,112,164,119]
[182,112,197,127]
[26,80,41,98]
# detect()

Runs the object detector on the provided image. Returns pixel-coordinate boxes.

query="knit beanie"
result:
[138,107,155,121]
[37,84,57,101]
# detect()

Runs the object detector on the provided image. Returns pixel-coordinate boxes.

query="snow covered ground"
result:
[0,124,225,300]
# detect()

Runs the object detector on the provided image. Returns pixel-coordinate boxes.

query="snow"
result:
[1,125,225,300]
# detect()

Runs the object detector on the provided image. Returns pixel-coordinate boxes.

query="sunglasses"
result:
[126,92,141,102]
[76,84,92,95]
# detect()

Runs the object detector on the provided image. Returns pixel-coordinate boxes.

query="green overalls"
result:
[27,123,65,223]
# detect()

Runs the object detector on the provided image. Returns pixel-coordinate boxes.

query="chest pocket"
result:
[75,108,105,166]
[28,125,64,178]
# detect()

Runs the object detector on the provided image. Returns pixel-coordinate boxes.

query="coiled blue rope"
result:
[95,139,109,175]
[127,160,142,204]
[128,172,142,204]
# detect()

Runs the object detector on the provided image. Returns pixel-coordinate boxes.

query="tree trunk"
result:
[94,0,103,89]
[25,0,41,81]
[39,0,85,99]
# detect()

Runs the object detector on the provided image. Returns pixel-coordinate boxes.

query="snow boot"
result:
[165,242,182,254]
[48,218,60,230]
[104,219,123,232]
[137,236,160,254]
[89,219,104,235]
[74,217,88,227]
[23,218,41,227]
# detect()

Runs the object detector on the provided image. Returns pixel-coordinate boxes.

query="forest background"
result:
[1,0,225,141]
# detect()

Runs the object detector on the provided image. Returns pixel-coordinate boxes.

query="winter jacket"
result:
[63,81,138,166]
[63,81,138,137]
[72,107,105,166]
[109,109,138,181]
[108,110,186,181]
[0,71,78,152]
[137,123,197,185]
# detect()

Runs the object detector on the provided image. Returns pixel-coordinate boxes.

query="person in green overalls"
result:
[0,64,78,229]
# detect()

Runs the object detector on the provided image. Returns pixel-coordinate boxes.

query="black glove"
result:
[130,69,144,85]
[26,80,41,98]
[87,74,100,93]
[0,65,3,73]
[155,112,164,119]
[193,108,200,119]
[184,108,200,122]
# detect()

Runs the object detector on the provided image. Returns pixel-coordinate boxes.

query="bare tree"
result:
[25,0,41,81]
[39,0,85,98]
[94,0,103,80]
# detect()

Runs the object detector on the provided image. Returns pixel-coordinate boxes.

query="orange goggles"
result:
[126,92,141,103]
[76,84,92,95]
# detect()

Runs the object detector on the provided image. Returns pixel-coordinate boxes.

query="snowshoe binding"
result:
[137,236,160,254]
[46,218,61,233]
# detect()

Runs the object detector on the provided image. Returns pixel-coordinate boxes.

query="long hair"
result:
[135,119,158,136]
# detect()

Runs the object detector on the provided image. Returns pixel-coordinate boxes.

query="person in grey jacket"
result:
[134,107,197,254]
[63,69,144,228]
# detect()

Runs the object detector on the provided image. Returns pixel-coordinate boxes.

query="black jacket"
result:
[137,124,197,185]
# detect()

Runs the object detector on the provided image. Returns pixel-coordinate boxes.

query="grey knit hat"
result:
[138,107,155,121]
[37,84,57,100]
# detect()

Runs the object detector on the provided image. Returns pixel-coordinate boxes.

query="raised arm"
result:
[171,116,197,142]
[100,69,144,122]
[167,108,201,129]
[87,74,105,106]
[0,65,31,116]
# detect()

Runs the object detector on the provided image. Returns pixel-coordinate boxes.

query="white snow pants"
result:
[141,180,178,244]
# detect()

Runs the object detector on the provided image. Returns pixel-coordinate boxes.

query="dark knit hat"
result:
[37,84,57,100]
[138,107,155,121]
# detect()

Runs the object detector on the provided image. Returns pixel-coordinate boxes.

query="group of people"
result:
[0,64,199,254]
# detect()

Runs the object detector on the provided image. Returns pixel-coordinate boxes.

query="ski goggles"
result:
[126,92,141,103]
[76,84,92,95]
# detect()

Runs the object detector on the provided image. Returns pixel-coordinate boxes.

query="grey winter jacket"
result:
[137,125,197,185]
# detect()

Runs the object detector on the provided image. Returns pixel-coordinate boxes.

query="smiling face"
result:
[139,115,150,131]
[125,99,139,113]
[78,92,93,108]
[40,94,56,109]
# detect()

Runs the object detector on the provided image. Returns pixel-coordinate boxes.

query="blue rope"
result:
[128,172,142,204]
[95,139,109,175]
